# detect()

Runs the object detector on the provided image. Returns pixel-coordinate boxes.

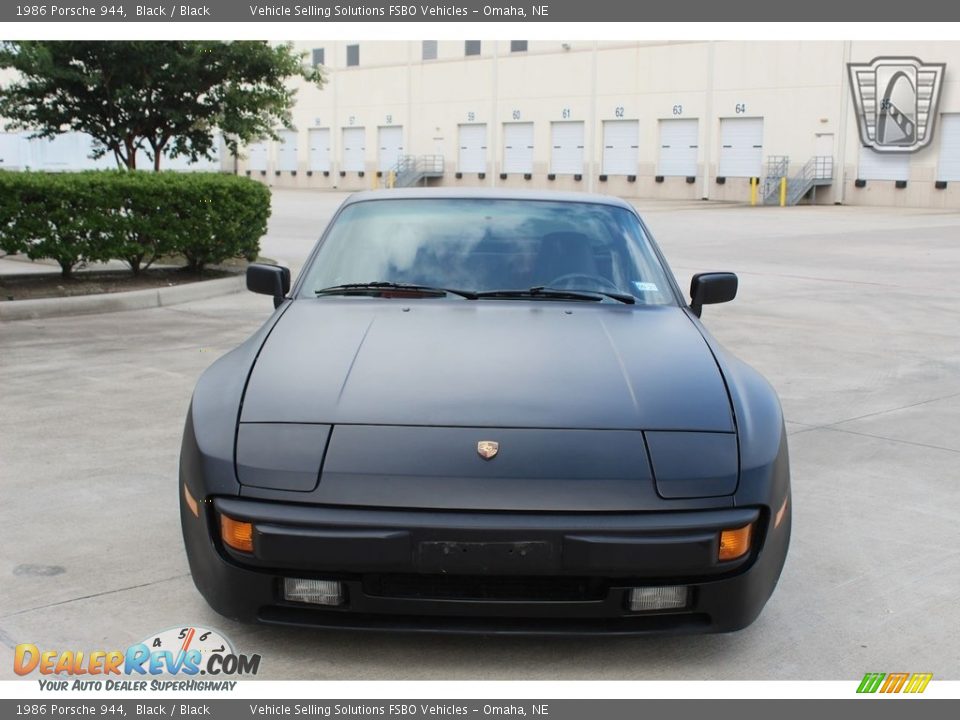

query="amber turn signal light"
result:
[775,494,789,529]
[182,483,199,518]
[719,524,753,561]
[221,514,254,553]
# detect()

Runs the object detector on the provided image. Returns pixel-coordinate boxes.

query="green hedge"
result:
[0,171,271,277]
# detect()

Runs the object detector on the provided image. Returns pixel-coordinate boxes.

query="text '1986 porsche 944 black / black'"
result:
[180,189,790,634]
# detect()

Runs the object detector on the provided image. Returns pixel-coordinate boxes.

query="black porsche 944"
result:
[180,189,790,634]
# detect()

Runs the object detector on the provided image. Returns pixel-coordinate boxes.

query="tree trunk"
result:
[152,138,169,171]
[59,261,73,280]
[124,137,137,170]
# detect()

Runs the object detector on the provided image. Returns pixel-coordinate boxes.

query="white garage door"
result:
[29,133,103,171]
[601,120,638,176]
[937,114,960,181]
[28,134,71,170]
[718,118,763,178]
[502,122,534,174]
[550,121,585,175]
[378,126,404,172]
[164,133,222,171]
[9,131,221,172]
[458,123,487,173]
[658,119,699,177]
[0,133,30,170]
[309,128,331,172]
[277,129,299,172]
[247,139,268,172]
[342,127,366,172]
[858,147,910,181]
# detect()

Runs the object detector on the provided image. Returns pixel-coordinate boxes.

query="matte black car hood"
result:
[240,299,734,432]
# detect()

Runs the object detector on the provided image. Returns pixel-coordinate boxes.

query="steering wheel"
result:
[546,273,623,293]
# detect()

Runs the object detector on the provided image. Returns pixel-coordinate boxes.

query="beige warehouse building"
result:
[240,40,960,208]
[4,40,960,208]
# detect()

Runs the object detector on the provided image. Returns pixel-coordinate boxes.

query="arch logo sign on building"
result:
[848,56,945,153]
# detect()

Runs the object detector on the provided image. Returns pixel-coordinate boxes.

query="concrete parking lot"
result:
[1,190,958,680]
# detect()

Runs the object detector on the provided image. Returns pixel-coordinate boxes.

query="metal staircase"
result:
[392,155,445,187]
[762,155,834,205]
[761,156,790,203]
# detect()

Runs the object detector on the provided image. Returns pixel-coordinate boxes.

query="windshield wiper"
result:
[315,282,478,300]
[475,286,635,304]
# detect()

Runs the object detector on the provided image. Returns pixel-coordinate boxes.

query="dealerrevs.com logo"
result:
[14,626,260,691]
[857,672,933,694]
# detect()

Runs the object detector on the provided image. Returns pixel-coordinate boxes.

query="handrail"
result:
[391,154,445,187]
[766,155,790,178]
[762,156,789,204]
[762,155,833,205]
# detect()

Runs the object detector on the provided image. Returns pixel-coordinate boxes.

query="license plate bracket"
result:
[417,541,557,574]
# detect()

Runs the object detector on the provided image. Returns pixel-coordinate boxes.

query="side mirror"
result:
[689,272,738,317]
[247,264,291,308]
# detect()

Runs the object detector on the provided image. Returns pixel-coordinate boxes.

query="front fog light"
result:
[283,578,345,606]
[627,586,689,612]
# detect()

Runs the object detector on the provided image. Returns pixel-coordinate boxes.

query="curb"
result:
[0,274,246,322]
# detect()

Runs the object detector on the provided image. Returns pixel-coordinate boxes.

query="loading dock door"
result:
[858,147,909,181]
[458,123,487,173]
[342,127,366,172]
[601,120,639,176]
[378,125,404,172]
[937,114,960,181]
[718,118,763,177]
[277,129,299,172]
[550,121,585,175]
[0,133,28,170]
[31,133,92,171]
[502,122,534,174]
[308,128,331,172]
[247,140,268,172]
[165,133,222,171]
[658,119,699,177]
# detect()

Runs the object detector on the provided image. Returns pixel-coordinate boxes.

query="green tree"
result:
[0,41,324,170]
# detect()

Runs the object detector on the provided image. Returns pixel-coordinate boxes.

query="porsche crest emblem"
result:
[476,441,499,460]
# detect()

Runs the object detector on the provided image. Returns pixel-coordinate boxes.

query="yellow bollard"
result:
[750,177,757,206]
[388,170,395,189]
[372,173,379,190]
[779,176,787,207]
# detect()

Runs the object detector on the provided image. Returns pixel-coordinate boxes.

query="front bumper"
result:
[181,494,791,635]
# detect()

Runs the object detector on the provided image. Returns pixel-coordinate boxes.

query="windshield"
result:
[298,198,677,305]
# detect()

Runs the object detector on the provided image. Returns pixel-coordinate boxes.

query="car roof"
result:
[341,188,639,212]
